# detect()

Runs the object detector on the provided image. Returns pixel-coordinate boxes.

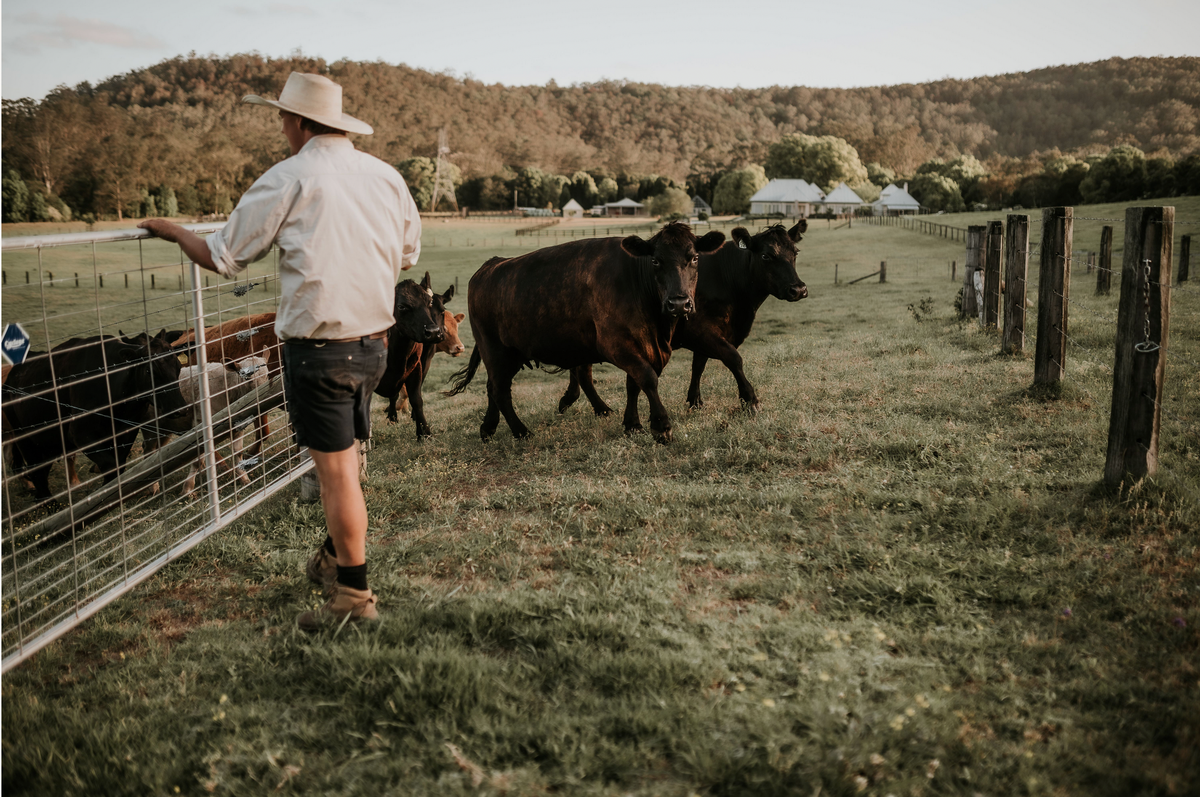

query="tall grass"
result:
[3,211,1198,795]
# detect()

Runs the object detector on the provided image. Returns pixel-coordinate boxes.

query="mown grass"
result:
[3,208,1199,796]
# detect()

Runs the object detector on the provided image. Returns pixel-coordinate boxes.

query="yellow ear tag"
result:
[178,354,190,365]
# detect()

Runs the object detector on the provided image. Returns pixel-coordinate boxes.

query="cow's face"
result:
[436,312,466,357]
[393,272,446,344]
[732,220,808,302]
[622,223,725,318]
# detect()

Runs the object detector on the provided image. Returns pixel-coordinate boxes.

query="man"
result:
[140,72,421,630]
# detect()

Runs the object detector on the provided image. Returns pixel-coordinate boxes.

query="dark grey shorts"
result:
[282,338,387,453]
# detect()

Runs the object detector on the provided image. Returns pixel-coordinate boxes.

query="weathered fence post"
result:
[1034,207,1073,385]
[1179,235,1190,283]
[983,220,1003,328]
[961,226,985,319]
[879,261,886,283]
[1002,215,1029,354]
[834,263,838,284]
[1097,226,1113,295]
[1104,206,1173,486]
[951,260,956,281]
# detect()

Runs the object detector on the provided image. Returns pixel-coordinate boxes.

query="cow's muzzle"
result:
[664,295,693,318]
[423,325,445,343]
[786,283,808,302]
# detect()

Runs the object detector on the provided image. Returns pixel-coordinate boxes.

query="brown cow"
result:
[562,222,808,415]
[448,222,725,443]
[164,312,280,458]
[393,310,466,416]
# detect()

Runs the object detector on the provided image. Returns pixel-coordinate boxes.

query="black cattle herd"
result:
[2,221,808,519]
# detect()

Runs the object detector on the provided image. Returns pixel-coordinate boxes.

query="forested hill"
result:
[2,54,1197,219]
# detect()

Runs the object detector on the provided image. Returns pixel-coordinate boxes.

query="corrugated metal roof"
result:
[872,183,920,209]
[749,179,825,203]
[821,182,864,204]
[605,197,644,208]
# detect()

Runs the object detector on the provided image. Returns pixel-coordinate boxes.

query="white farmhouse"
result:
[818,182,864,214]
[871,183,921,215]
[748,179,825,216]
[562,198,584,219]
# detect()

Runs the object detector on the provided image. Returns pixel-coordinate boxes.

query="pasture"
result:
[2,207,1199,795]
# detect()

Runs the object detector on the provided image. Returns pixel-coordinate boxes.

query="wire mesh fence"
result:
[1,225,311,672]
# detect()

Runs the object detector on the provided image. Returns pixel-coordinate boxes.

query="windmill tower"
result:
[429,128,458,213]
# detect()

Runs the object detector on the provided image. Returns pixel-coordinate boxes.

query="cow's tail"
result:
[445,346,481,396]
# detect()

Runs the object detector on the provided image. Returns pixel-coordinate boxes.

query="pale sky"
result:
[2,0,1197,101]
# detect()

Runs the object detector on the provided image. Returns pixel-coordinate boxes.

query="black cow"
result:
[3,330,189,499]
[560,221,807,415]
[448,222,725,443]
[372,272,447,438]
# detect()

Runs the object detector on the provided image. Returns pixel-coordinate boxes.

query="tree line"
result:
[2,53,1197,222]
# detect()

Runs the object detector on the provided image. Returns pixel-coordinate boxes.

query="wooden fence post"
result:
[1179,235,1191,283]
[879,261,886,283]
[834,264,838,284]
[1097,226,1113,295]
[1104,206,1173,485]
[951,260,956,281]
[961,226,985,319]
[983,220,1003,328]
[1002,214,1029,354]
[1034,207,1073,385]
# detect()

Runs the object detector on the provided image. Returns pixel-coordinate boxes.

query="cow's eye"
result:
[761,253,770,261]
[691,255,698,264]
[650,258,660,267]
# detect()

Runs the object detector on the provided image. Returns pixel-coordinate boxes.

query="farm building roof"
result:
[749,179,825,204]
[872,183,920,210]
[821,182,864,205]
[562,199,584,211]
[605,197,644,208]
[692,195,712,211]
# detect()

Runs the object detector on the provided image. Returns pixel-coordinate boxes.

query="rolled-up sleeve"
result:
[207,171,296,278]
[400,181,422,269]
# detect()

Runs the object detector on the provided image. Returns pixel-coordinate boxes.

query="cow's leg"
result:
[481,374,502,440]
[706,338,758,412]
[687,353,710,409]
[404,368,432,439]
[558,368,583,414]
[486,354,529,440]
[576,365,614,417]
[65,452,81,488]
[622,373,644,434]
[396,385,410,416]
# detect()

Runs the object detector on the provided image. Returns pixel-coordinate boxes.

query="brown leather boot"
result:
[305,545,338,596]
[298,584,379,632]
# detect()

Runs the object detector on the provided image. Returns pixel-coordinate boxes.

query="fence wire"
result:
[1,225,312,672]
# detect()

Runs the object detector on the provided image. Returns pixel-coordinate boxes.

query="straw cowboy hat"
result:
[243,72,373,135]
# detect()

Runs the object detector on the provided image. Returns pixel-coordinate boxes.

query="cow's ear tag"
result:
[425,288,433,297]
[178,354,189,365]
[738,241,747,249]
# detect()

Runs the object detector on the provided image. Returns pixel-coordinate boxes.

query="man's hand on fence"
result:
[138,219,220,273]
[138,218,183,243]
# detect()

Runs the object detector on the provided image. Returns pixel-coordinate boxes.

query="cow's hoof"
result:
[416,426,432,440]
[687,397,703,410]
[653,427,672,444]
[512,428,532,440]
[743,400,760,415]
[623,424,644,436]
[594,404,614,417]
[386,413,399,424]
[480,428,495,441]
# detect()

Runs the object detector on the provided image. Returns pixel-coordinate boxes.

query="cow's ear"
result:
[731,227,752,249]
[621,235,655,258]
[224,359,240,372]
[420,271,433,292]
[454,313,465,323]
[788,219,807,242]
[442,283,455,304]
[696,230,725,254]
[155,328,170,343]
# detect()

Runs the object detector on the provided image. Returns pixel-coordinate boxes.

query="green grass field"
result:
[2,206,1198,795]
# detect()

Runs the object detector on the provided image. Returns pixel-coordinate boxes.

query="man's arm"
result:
[138,219,219,273]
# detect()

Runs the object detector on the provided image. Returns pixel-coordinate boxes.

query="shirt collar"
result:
[299,135,355,154]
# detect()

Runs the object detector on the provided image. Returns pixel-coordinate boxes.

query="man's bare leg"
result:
[309,446,367,567]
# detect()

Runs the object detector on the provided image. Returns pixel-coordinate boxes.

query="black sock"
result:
[323,536,337,556]
[336,563,368,592]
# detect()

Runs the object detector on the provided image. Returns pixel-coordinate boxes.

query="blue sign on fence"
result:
[2,323,31,365]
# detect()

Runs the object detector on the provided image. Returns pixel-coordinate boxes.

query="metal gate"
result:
[2,225,311,672]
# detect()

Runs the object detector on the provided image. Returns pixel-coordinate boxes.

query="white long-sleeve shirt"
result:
[206,135,422,341]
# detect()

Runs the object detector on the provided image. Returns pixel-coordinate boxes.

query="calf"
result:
[177,353,271,496]
[393,309,466,416]
[449,222,725,443]
[372,272,448,437]
[561,221,807,415]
